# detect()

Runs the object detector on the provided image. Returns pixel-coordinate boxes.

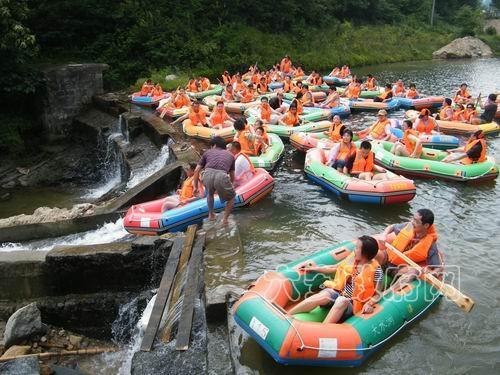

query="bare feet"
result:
[208,214,216,221]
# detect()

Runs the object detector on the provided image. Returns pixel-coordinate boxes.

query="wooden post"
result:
[160,224,198,342]
[140,237,183,351]
[175,233,205,351]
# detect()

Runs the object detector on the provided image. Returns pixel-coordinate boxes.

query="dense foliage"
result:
[0,0,497,153]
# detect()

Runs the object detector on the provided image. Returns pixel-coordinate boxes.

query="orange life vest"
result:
[294,68,304,78]
[234,82,246,93]
[347,85,361,99]
[415,117,436,134]
[188,81,199,92]
[366,77,375,90]
[454,89,471,102]
[284,81,292,93]
[152,87,163,97]
[174,95,190,108]
[324,254,379,313]
[311,76,322,85]
[237,130,257,156]
[395,85,405,95]
[453,109,465,122]
[403,129,422,155]
[462,139,486,164]
[464,109,477,122]
[351,150,374,174]
[282,111,299,127]
[210,108,227,126]
[379,90,393,100]
[140,83,153,96]
[240,89,254,103]
[189,108,207,126]
[388,223,438,266]
[257,82,268,93]
[260,103,271,122]
[222,74,230,85]
[328,122,343,141]
[223,90,235,101]
[370,119,390,139]
[331,68,341,77]
[406,89,418,99]
[254,130,270,154]
[439,105,453,120]
[179,177,204,204]
[337,142,356,162]
[201,78,210,91]
[326,92,340,108]
[251,74,261,85]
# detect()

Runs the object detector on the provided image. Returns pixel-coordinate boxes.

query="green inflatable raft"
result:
[248,133,285,170]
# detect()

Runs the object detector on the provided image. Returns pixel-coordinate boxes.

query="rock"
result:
[0,357,40,375]
[432,36,493,59]
[0,345,31,359]
[40,336,47,343]
[1,181,16,189]
[66,344,74,351]
[32,342,38,349]
[3,304,45,349]
[164,74,178,81]
[58,329,66,336]
[68,335,82,348]
[0,192,10,201]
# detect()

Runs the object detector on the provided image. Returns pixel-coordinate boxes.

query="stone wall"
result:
[37,63,108,136]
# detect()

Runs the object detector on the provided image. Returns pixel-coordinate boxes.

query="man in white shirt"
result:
[228,141,255,187]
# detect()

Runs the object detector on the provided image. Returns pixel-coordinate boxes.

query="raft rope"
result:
[243,289,441,352]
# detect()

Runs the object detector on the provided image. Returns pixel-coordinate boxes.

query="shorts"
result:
[332,159,347,169]
[202,168,236,202]
[322,289,354,321]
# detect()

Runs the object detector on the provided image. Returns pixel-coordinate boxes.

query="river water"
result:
[229,58,500,374]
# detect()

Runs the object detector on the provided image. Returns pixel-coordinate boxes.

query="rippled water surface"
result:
[231,58,500,374]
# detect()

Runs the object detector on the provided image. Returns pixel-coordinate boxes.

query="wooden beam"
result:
[175,233,205,351]
[160,224,198,342]
[140,237,183,351]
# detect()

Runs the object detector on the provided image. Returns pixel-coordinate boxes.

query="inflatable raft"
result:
[337,87,382,99]
[258,120,332,139]
[182,119,235,142]
[187,84,223,99]
[233,240,441,367]
[406,110,500,136]
[123,168,274,235]
[304,147,416,204]
[269,82,284,90]
[283,92,327,102]
[395,96,444,110]
[349,98,400,112]
[248,133,285,170]
[322,76,351,86]
[372,141,499,182]
[131,92,169,107]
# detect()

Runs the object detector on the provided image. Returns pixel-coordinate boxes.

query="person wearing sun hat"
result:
[356,109,393,141]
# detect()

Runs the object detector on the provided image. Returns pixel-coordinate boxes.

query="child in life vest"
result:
[161,163,204,211]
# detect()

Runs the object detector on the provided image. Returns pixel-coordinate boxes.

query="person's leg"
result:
[288,290,336,315]
[372,172,388,180]
[222,198,234,225]
[442,152,467,163]
[323,296,351,323]
[394,144,410,157]
[206,190,216,220]
[358,172,373,180]
[161,196,180,212]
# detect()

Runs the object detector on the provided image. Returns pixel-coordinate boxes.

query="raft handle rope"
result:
[243,289,441,352]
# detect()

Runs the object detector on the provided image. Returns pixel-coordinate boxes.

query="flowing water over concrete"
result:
[212,58,500,374]
[126,144,171,189]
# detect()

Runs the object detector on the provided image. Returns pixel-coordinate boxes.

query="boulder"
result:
[0,357,40,375]
[432,36,493,59]
[3,303,45,348]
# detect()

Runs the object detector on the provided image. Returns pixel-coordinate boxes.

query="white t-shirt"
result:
[234,154,253,187]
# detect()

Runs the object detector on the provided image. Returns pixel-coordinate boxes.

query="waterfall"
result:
[126,145,171,189]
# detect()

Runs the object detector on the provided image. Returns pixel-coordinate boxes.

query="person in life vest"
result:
[238,83,255,103]
[283,75,294,93]
[233,74,246,94]
[323,115,345,141]
[151,84,164,97]
[293,65,305,78]
[453,83,472,104]
[357,109,393,141]
[221,71,231,86]
[222,84,236,102]
[187,79,199,92]
[161,162,205,211]
[442,130,487,164]
[259,96,280,124]
[173,101,208,126]
[279,103,300,127]
[251,69,261,85]
[414,108,438,134]
[319,86,341,108]
[292,80,303,94]
[452,104,466,122]
[210,100,235,129]
[393,79,406,97]
[437,98,454,121]
[345,141,388,180]
[140,79,154,96]
[280,55,292,76]
[373,83,394,102]
[269,90,288,114]
[345,79,362,100]
[326,129,356,171]
[390,120,423,158]
[365,74,377,91]
[254,126,270,155]
[169,88,190,109]
[463,103,478,124]
[340,65,351,78]
[288,235,384,322]
[405,83,419,99]
[256,76,268,94]
[199,77,210,91]
[375,208,443,281]
[328,66,341,77]
[301,85,315,107]
[233,118,260,156]
[228,141,256,188]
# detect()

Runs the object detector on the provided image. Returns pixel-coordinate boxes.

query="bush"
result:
[485,26,497,35]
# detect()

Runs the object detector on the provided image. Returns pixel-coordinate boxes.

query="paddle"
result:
[384,242,474,313]
[474,92,482,108]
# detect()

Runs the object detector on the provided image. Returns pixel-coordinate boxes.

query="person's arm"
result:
[228,170,235,183]
[300,264,338,274]
[193,164,203,194]
[374,165,387,173]
[408,134,421,158]
[381,124,392,141]
[362,276,384,314]
[171,113,188,126]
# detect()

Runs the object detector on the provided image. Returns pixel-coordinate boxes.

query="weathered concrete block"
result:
[3,303,45,348]
[0,357,40,375]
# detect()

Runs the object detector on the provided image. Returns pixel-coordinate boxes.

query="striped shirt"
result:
[198,148,235,173]
[342,267,383,299]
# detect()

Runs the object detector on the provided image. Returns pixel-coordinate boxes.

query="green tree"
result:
[455,4,483,36]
